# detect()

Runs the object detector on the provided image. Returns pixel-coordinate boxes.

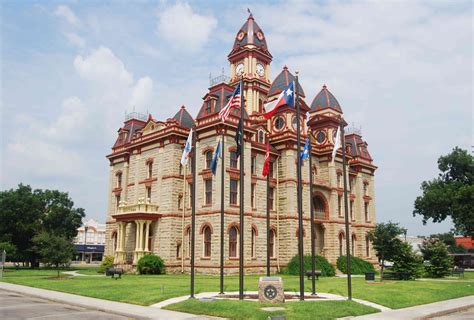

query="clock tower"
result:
[228,13,273,116]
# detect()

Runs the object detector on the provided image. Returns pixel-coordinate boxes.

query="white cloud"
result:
[74,46,133,88]
[54,5,81,27]
[129,77,154,110]
[63,32,85,48]
[157,3,217,52]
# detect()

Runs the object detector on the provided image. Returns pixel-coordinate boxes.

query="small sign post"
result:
[0,250,6,279]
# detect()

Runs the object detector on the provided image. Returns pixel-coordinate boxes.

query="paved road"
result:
[0,290,131,320]
[430,306,474,320]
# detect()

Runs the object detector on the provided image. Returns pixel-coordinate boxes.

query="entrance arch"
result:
[312,192,329,220]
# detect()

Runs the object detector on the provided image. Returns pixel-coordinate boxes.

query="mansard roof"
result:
[310,85,342,113]
[268,66,305,98]
[197,83,249,120]
[113,118,145,147]
[345,133,373,161]
[172,106,194,128]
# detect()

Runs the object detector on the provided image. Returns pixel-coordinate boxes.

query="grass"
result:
[165,299,379,320]
[1,268,473,309]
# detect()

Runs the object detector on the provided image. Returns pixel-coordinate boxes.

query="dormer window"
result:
[258,130,264,143]
[205,100,212,115]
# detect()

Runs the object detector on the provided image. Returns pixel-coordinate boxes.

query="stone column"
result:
[114,221,127,264]
[144,221,151,252]
[134,220,145,264]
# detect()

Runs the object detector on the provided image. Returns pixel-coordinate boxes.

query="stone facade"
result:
[104,14,378,274]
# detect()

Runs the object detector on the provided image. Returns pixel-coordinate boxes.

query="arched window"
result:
[352,234,357,256]
[116,172,122,188]
[251,227,257,258]
[339,232,345,257]
[258,130,264,143]
[203,226,211,257]
[313,196,326,219]
[205,151,213,169]
[229,226,238,258]
[177,242,181,258]
[269,229,276,258]
[230,151,238,168]
[147,162,153,179]
[186,228,191,258]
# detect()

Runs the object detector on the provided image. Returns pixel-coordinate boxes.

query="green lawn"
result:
[1,268,473,310]
[165,299,379,320]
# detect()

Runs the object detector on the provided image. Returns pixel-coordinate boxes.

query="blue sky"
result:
[1,0,472,236]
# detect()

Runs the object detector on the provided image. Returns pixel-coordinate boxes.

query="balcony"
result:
[112,198,160,221]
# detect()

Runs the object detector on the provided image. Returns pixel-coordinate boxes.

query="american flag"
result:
[219,83,241,122]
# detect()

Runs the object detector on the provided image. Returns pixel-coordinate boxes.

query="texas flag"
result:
[263,81,295,119]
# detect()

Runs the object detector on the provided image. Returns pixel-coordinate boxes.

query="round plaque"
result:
[264,285,277,300]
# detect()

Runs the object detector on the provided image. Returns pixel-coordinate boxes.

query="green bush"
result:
[392,242,424,279]
[421,238,453,278]
[98,255,115,273]
[287,255,335,277]
[337,255,375,275]
[137,254,165,275]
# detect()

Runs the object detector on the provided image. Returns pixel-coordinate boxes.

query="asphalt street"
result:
[0,290,132,320]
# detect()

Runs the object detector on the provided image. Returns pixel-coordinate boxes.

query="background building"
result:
[104,14,377,273]
[74,218,106,263]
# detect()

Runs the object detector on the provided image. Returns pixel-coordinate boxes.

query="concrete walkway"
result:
[342,295,474,320]
[152,291,391,312]
[0,282,222,320]
[63,270,105,277]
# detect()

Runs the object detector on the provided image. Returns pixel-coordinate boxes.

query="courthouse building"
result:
[104,14,378,273]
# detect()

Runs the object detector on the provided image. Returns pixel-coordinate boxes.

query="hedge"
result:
[137,254,166,275]
[286,255,335,277]
[337,255,375,274]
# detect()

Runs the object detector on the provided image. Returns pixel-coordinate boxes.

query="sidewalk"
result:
[343,295,474,320]
[0,282,222,320]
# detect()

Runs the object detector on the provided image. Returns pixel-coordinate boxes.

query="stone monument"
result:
[258,276,284,303]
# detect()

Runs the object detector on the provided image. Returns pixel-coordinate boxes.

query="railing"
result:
[117,200,159,214]
[125,111,147,122]
[346,124,362,136]
[210,74,230,86]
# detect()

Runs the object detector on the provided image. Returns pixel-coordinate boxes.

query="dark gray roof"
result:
[197,85,249,120]
[173,106,195,128]
[310,85,342,113]
[268,66,305,97]
[231,14,268,53]
[114,119,145,147]
[345,134,372,161]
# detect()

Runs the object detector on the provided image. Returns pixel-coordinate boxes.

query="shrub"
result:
[421,238,453,278]
[287,255,335,277]
[337,255,375,275]
[98,255,115,273]
[137,254,165,275]
[392,242,424,279]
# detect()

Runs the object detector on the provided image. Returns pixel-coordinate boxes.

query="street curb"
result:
[418,304,474,319]
[1,285,148,320]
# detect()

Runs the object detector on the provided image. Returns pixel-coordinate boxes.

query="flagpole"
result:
[295,73,305,300]
[266,133,270,277]
[181,163,186,273]
[220,127,225,295]
[190,126,197,299]
[308,130,317,295]
[239,76,245,300]
[341,121,352,300]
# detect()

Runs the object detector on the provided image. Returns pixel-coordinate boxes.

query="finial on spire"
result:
[323,84,327,89]
[247,8,252,17]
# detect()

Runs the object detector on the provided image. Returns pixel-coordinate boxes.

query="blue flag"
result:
[300,137,310,161]
[210,138,222,175]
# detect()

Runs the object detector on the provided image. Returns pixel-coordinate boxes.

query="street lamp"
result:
[82,226,89,263]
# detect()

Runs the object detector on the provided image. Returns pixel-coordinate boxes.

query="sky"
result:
[1,0,472,236]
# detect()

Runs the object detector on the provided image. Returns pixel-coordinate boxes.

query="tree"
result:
[413,147,474,237]
[32,232,76,278]
[392,242,424,279]
[429,232,467,254]
[0,184,85,266]
[368,222,406,280]
[421,238,453,278]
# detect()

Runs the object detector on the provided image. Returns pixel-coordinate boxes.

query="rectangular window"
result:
[365,202,369,221]
[205,100,212,114]
[251,156,256,175]
[251,183,256,208]
[147,162,153,179]
[178,195,182,209]
[188,183,193,207]
[349,178,354,191]
[269,162,274,178]
[230,179,238,205]
[116,194,121,210]
[269,187,274,210]
[205,179,212,205]
[230,151,238,169]
[364,183,369,196]
[338,195,342,217]
[146,187,151,202]
[117,173,122,188]
[350,201,354,221]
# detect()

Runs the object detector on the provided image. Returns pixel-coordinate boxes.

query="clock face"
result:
[264,285,277,300]
[256,63,265,77]
[236,63,244,76]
